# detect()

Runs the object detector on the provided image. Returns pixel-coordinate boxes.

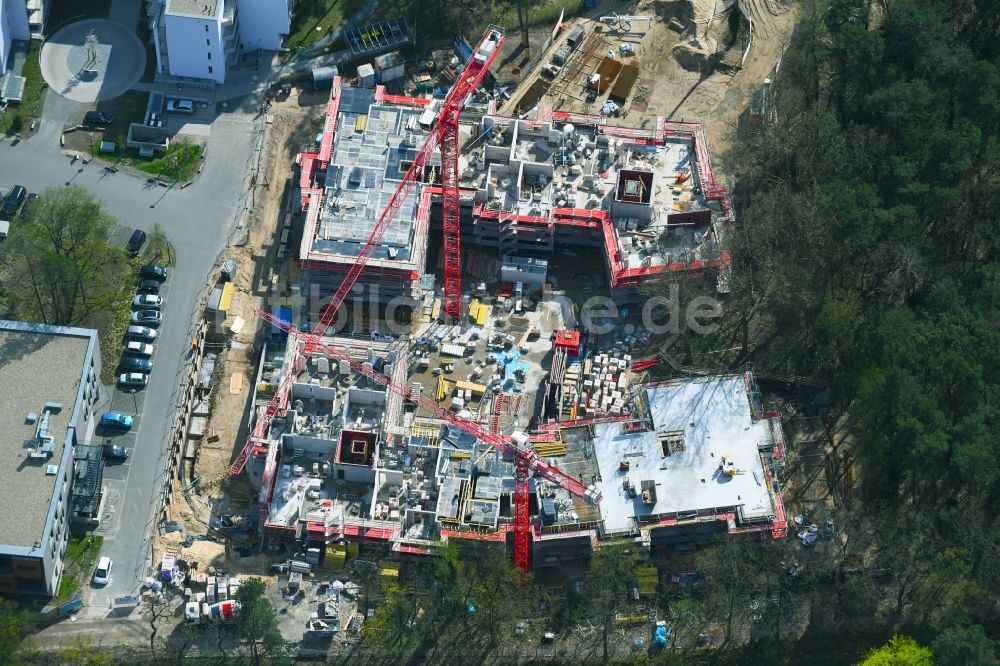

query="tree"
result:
[143,223,174,266]
[932,625,998,666]
[1,185,130,326]
[466,548,524,652]
[235,577,285,665]
[859,635,933,666]
[143,594,174,657]
[584,541,640,662]
[0,597,35,658]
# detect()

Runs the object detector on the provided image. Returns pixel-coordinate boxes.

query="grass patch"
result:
[141,224,176,267]
[4,45,47,136]
[47,0,111,32]
[529,0,585,28]
[98,280,137,385]
[287,0,347,49]
[65,90,149,155]
[132,140,204,182]
[55,535,104,604]
[95,90,150,147]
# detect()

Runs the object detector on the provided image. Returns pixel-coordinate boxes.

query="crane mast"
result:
[229,28,505,476]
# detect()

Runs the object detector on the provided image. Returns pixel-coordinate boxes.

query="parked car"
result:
[124,341,154,357]
[139,264,167,282]
[131,310,162,326]
[2,185,27,217]
[126,229,147,257]
[132,294,162,309]
[118,372,148,389]
[102,443,128,460]
[126,325,157,341]
[136,280,160,294]
[120,356,153,373]
[83,111,113,126]
[100,413,133,431]
[93,557,113,585]
[166,98,195,114]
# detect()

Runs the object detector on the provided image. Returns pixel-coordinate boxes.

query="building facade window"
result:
[208,66,214,74]
[207,52,212,60]
[204,24,209,32]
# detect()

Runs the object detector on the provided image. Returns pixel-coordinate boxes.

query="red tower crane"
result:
[257,311,601,573]
[229,28,506,477]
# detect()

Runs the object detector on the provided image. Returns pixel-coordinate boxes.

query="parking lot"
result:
[94,266,172,528]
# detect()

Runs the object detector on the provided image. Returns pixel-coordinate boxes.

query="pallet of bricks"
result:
[581,352,631,414]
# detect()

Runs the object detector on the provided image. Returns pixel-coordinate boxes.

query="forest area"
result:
[642,0,1000,661]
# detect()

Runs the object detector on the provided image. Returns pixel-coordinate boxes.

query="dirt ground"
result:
[152,87,329,570]
[502,0,796,158]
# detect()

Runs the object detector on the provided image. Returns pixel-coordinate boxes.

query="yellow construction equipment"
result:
[436,376,451,401]
[533,442,567,457]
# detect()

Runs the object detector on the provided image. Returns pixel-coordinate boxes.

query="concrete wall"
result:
[0,0,29,74]
[164,8,226,83]
[0,1,13,73]
[332,461,376,484]
[234,0,290,51]
[6,0,29,41]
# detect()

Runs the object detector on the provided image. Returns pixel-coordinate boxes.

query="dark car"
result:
[2,185,27,217]
[126,229,147,257]
[120,356,153,373]
[139,264,167,282]
[83,111,113,126]
[102,443,128,460]
[137,279,160,294]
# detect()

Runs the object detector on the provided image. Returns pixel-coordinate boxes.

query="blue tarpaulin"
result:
[272,307,292,338]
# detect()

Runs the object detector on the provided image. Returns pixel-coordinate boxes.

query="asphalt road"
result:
[0,96,264,608]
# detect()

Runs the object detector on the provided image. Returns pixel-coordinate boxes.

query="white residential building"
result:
[146,0,293,83]
[0,0,30,73]
[234,0,292,51]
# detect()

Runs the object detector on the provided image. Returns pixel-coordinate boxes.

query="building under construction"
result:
[248,58,780,569]
[295,78,735,325]
[244,329,787,566]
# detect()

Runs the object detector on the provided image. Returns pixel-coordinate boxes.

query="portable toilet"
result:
[357,63,376,88]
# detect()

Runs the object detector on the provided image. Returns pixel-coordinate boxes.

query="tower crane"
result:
[228,27,598,573]
[257,311,601,573]
[229,27,506,478]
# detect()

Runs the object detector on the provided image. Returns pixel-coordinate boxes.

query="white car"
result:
[166,98,195,114]
[133,294,162,309]
[125,341,154,357]
[126,325,157,341]
[118,372,148,389]
[93,556,112,585]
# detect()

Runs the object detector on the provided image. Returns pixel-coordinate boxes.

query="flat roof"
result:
[313,87,432,263]
[594,375,774,533]
[0,323,94,549]
[166,0,220,17]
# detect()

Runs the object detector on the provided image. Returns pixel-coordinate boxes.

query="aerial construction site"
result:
[206,26,788,576]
